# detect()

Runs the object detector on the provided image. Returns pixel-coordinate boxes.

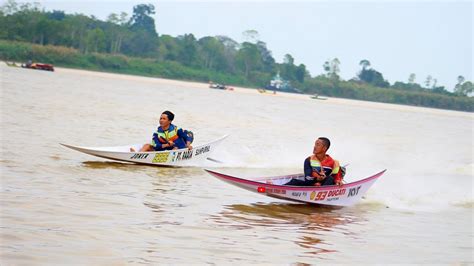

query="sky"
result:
[10,0,473,90]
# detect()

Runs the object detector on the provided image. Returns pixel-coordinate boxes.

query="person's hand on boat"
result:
[335,179,343,186]
[162,141,174,149]
[187,144,193,150]
[312,171,326,181]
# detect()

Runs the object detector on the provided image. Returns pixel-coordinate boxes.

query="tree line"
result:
[0,1,472,111]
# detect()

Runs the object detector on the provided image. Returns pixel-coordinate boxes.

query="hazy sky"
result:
[17,0,473,90]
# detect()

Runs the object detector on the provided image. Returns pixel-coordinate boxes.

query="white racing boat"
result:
[205,169,386,206]
[61,135,228,167]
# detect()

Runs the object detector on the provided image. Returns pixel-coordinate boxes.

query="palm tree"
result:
[359,59,371,70]
[425,75,432,88]
[331,58,341,78]
[454,75,465,93]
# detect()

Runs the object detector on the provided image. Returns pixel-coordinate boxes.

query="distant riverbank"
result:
[4,63,469,118]
[1,40,472,112]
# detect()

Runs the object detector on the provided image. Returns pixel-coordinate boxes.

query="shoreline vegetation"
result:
[0,1,472,112]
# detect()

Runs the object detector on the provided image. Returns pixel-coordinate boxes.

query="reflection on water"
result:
[81,160,200,177]
[215,202,348,228]
[81,160,204,176]
[81,160,206,228]
[82,160,136,169]
[143,168,207,227]
[210,202,367,255]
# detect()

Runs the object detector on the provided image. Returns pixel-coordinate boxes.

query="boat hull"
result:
[205,169,385,206]
[61,135,228,167]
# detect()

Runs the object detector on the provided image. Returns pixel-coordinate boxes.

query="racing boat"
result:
[21,61,54,71]
[205,169,386,206]
[61,135,228,167]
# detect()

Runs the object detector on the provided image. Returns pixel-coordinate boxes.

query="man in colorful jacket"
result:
[131,110,192,152]
[285,137,343,186]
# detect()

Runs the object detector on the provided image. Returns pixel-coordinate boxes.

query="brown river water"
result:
[1,64,472,264]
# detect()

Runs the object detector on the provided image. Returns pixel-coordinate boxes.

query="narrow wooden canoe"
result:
[205,169,386,206]
[61,135,228,167]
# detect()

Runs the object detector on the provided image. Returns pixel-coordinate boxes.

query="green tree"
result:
[216,35,239,73]
[107,13,120,24]
[408,73,416,84]
[358,68,389,87]
[216,35,239,50]
[105,14,127,54]
[177,33,198,67]
[85,28,106,53]
[359,59,370,70]
[129,4,157,36]
[242,29,259,44]
[461,81,473,96]
[198,36,222,69]
[35,16,51,45]
[432,85,448,95]
[392,81,423,91]
[323,60,331,76]
[256,41,275,72]
[281,53,296,81]
[425,75,432,88]
[236,42,262,78]
[119,12,128,25]
[0,0,19,15]
[158,34,179,61]
[455,80,473,96]
[330,58,340,79]
[454,75,465,94]
[284,54,294,65]
[295,64,307,83]
[322,58,340,79]
[122,29,157,56]
[63,15,92,52]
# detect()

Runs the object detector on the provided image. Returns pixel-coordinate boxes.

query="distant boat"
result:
[310,94,328,100]
[209,82,233,91]
[257,88,276,94]
[265,72,301,93]
[21,60,54,71]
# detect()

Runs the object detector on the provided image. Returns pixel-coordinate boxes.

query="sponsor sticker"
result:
[195,145,210,156]
[130,153,149,160]
[152,152,169,163]
[347,186,361,197]
[170,150,193,162]
[265,188,286,195]
[310,188,346,201]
